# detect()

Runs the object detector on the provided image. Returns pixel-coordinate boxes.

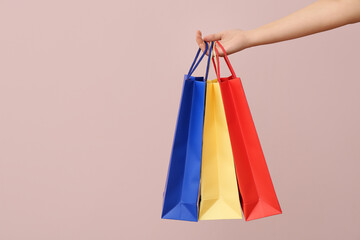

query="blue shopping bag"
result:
[162,42,214,221]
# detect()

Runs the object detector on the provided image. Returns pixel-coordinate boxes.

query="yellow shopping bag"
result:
[198,46,243,219]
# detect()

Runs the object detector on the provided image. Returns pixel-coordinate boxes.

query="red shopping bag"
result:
[212,41,282,221]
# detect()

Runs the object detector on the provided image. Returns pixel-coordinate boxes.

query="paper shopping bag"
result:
[161,42,213,222]
[213,41,282,221]
[199,77,243,220]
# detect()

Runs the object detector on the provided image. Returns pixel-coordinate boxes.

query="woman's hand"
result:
[196,1,360,57]
[196,29,251,57]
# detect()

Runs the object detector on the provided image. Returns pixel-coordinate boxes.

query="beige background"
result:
[1,0,360,239]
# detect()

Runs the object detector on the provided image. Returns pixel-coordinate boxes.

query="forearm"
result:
[245,0,360,48]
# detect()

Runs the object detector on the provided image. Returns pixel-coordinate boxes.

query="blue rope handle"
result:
[204,41,214,81]
[187,42,209,79]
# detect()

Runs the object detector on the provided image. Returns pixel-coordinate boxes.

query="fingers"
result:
[203,32,222,42]
[196,30,226,56]
[196,30,208,55]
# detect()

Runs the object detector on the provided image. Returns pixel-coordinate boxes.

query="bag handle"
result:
[212,42,219,81]
[204,41,214,81]
[187,42,209,79]
[212,41,237,82]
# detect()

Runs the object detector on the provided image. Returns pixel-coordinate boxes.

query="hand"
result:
[196,29,250,57]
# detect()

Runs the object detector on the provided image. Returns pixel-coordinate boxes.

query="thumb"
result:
[203,32,222,41]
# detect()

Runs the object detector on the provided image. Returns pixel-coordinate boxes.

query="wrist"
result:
[243,29,260,49]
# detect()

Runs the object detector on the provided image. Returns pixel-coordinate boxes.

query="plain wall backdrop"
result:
[1,0,360,239]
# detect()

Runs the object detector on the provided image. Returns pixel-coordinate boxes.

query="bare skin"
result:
[196,0,360,56]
